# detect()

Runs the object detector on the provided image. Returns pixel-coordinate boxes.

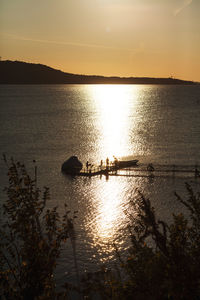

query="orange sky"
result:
[0,0,199,81]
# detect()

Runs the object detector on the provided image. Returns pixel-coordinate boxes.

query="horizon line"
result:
[0,59,198,84]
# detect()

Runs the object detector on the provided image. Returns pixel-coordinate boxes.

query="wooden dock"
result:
[79,165,117,176]
[75,163,200,179]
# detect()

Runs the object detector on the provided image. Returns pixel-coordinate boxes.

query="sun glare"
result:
[90,85,138,161]
[88,178,129,260]
[85,85,141,258]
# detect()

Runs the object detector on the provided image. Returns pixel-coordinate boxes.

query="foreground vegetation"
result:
[0,158,200,299]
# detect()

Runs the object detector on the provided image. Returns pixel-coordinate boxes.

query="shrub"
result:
[82,186,200,300]
[0,157,76,299]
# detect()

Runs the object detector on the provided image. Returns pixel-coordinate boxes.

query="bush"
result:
[0,157,76,299]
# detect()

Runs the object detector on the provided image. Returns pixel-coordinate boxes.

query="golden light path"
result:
[87,85,141,258]
[91,84,137,160]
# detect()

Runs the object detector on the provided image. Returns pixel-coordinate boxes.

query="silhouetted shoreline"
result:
[0,60,198,85]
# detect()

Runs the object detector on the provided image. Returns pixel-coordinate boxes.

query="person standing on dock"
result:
[100,160,103,170]
[147,163,154,178]
[106,157,109,166]
[106,157,109,171]
[147,163,154,172]
[86,161,89,172]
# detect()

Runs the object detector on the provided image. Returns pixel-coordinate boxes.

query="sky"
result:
[0,0,199,81]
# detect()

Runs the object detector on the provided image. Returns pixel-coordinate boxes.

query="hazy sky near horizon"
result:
[0,0,199,81]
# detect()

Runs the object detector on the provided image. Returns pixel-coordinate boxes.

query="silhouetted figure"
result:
[100,160,103,170]
[86,161,89,171]
[106,157,109,171]
[106,157,109,166]
[147,163,154,172]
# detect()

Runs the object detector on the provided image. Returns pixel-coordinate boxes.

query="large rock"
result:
[61,156,83,174]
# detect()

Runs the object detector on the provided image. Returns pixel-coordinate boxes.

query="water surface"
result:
[0,84,200,282]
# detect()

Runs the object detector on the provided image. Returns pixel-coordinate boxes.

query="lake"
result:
[0,84,200,284]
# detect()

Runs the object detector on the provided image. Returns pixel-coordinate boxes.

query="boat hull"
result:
[115,159,138,168]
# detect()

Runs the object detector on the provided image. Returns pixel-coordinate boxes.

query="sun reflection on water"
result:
[85,85,141,258]
[85,178,132,261]
[90,85,139,160]
[94,180,125,241]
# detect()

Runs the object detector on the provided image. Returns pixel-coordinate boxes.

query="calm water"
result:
[0,84,200,283]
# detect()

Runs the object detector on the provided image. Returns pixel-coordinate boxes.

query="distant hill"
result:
[0,60,197,85]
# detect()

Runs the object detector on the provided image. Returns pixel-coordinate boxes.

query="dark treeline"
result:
[0,60,197,85]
